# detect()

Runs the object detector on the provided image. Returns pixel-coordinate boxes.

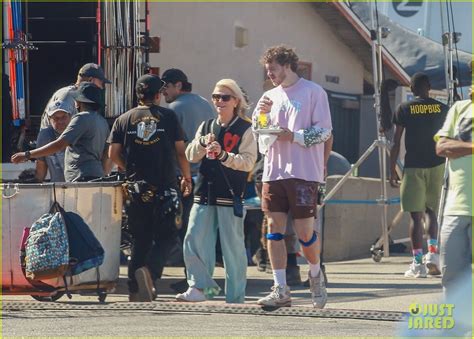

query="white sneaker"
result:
[424,252,441,276]
[175,287,206,302]
[257,285,291,307]
[308,271,327,309]
[404,261,427,278]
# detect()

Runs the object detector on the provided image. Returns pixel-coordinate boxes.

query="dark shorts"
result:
[261,179,319,219]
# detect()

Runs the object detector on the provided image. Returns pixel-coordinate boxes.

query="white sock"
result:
[309,262,321,278]
[272,269,287,287]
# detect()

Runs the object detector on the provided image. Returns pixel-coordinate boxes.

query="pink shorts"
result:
[261,179,319,219]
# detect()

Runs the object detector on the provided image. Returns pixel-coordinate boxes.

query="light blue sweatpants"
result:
[184,203,247,303]
[440,215,472,297]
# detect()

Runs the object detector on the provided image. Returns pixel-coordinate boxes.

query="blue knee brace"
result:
[299,231,317,247]
[266,233,284,241]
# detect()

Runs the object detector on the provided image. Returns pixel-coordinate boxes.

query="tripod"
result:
[437,30,461,241]
[442,31,462,107]
[320,1,393,260]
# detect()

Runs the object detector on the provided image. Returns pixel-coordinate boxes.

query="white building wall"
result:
[148,2,364,109]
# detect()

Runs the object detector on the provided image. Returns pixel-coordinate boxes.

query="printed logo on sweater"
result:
[223,132,241,152]
[279,99,302,118]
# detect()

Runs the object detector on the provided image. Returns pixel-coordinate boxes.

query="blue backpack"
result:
[21,191,105,299]
[57,204,105,276]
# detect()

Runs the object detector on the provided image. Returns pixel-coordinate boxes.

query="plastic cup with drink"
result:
[257,96,273,129]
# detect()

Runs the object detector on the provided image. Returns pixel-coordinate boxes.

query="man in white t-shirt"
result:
[254,45,332,308]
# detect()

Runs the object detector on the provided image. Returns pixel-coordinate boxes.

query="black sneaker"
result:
[286,265,302,286]
[129,292,140,302]
[252,248,267,272]
[265,259,273,274]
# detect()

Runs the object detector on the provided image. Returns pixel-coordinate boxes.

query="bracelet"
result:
[218,150,228,162]
[25,150,31,160]
[199,136,207,148]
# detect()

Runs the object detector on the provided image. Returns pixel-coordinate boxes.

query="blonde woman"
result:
[177,79,257,303]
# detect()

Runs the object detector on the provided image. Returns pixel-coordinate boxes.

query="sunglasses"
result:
[158,80,168,92]
[211,94,235,102]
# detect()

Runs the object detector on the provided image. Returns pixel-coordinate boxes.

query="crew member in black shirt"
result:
[108,74,191,302]
[390,72,448,278]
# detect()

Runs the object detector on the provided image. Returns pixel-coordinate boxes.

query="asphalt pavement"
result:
[2,255,445,337]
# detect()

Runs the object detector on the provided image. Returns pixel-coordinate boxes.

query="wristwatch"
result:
[24,150,31,160]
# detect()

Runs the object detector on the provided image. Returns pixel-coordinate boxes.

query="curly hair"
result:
[260,45,299,72]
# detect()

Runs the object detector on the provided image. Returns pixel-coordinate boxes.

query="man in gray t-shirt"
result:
[40,63,111,129]
[161,68,215,176]
[12,82,109,182]
[35,91,75,182]
[62,107,110,182]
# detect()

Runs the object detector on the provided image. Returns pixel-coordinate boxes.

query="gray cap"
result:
[46,95,76,117]
[46,88,76,116]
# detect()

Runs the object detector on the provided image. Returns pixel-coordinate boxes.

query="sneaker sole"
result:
[426,263,441,276]
[257,299,292,307]
[313,301,327,309]
[135,268,154,302]
[175,297,206,302]
[175,293,206,302]
[404,273,427,278]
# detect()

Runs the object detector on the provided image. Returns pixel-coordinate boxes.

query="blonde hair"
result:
[214,79,249,118]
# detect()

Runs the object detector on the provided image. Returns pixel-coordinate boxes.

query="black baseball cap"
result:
[162,68,190,85]
[136,74,165,96]
[70,82,103,106]
[78,63,111,84]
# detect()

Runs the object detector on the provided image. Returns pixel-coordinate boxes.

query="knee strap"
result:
[299,231,317,247]
[266,233,284,241]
